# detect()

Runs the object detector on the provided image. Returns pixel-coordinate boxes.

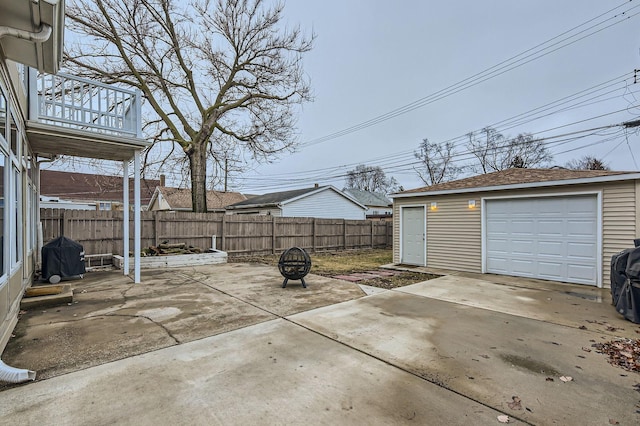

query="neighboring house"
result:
[148,186,247,212]
[226,185,367,220]
[391,168,640,288]
[343,188,392,220]
[40,170,161,210]
[0,1,149,353]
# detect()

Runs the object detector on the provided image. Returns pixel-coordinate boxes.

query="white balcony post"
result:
[135,91,142,138]
[27,67,39,121]
[134,150,141,283]
[123,160,130,275]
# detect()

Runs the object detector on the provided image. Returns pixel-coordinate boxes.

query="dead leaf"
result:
[579,325,587,330]
[560,376,573,382]
[507,396,522,410]
[480,354,490,359]
[546,377,554,382]
[581,347,591,352]
[497,414,510,423]
[609,419,619,425]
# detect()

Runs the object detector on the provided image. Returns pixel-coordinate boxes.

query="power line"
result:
[299,1,640,147]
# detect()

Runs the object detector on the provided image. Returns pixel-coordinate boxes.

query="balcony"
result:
[25,67,149,162]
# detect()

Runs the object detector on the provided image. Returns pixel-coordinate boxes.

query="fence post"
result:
[371,220,374,248]
[62,209,70,237]
[312,218,316,252]
[343,220,347,250]
[221,214,226,251]
[154,211,160,246]
[272,216,276,254]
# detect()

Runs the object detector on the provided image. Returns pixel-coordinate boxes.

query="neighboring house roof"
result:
[40,170,160,205]
[393,168,640,198]
[227,185,366,210]
[343,188,392,208]
[149,186,247,211]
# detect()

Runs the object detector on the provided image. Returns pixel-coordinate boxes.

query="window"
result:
[99,202,112,211]
[12,166,21,267]
[0,151,5,278]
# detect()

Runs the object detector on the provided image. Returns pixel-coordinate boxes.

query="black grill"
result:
[278,247,311,288]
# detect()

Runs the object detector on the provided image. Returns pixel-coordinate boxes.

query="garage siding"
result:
[602,181,637,285]
[426,196,482,272]
[394,180,639,286]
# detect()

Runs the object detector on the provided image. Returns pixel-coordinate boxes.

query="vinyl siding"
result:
[282,188,365,220]
[602,181,637,285]
[426,195,482,272]
[394,180,639,287]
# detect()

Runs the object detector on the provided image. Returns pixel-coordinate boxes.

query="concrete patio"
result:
[1,263,639,425]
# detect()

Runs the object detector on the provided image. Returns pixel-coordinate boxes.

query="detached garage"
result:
[392,169,640,287]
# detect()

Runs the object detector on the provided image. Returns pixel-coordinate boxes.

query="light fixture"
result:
[468,200,476,209]
[430,202,437,211]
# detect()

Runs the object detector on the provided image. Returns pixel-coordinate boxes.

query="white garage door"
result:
[485,195,598,286]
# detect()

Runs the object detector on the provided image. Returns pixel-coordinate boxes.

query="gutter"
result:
[0,24,52,43]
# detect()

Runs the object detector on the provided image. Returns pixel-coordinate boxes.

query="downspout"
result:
[0,24,52,43]
[0,359,36,383]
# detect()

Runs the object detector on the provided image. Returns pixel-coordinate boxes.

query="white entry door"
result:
[402,206,425,266]
[485,195,599,286]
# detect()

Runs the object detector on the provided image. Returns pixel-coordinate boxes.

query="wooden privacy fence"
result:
[40,209,393,256]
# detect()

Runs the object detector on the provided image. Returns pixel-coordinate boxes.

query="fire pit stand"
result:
[278,247,312,288]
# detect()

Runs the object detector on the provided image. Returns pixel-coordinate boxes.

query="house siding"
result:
[282,189,365,220]
[0,60,35,351]
[394,180,639,287]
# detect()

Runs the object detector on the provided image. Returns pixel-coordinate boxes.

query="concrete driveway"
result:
[1,263,639,425]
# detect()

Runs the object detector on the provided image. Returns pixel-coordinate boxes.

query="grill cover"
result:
[41,236,86,280]
[611,245,640,323]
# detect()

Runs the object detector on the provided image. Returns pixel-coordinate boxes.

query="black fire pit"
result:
[278,247,311,288]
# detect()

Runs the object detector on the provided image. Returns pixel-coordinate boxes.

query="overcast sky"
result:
[234,0,640,193]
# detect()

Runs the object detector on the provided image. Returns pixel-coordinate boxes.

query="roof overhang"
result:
[0,0,64,74]
[26,121,150,161]
[391,173,640,199]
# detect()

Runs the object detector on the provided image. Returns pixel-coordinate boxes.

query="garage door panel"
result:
[485,195,598,286]
[511,259,535,275]
[487,238,510,253]
[566,220,597,237]
[567,264,596,283]
[538,220,563,236]
[538,241,563,257]
[487,257,509,273]
[511,240,534,255]
[537,261,563,280]
[567,242,597,259]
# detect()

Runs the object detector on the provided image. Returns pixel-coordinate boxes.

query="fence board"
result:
[40,209,392,256]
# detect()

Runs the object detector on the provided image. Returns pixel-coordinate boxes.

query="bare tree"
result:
[65,0,313,212]
[467,127,505,174]
[467,127,552,172]
[414,138,461,186]
[565,155,610,170]
[344,164,399,193]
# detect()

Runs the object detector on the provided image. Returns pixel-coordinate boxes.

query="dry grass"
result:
[230,249,438,289]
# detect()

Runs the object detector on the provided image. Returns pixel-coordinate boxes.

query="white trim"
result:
[481,191,603,287]
[399,204,427,266]
[134,151,141,284]
[392,173,640,199]
[123,160,129,275]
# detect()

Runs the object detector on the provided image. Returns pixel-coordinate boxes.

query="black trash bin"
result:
[41,236,86,284]
[611,241,640,323]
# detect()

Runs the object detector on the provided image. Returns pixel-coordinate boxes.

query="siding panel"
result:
[283,188,365,220]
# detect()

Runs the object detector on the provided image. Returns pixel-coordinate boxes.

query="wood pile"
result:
[141,242,203,256]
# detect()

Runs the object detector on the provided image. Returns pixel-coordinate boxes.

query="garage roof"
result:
[393,168,640,198]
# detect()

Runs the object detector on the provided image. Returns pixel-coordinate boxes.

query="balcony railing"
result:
[28,68,142,138]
